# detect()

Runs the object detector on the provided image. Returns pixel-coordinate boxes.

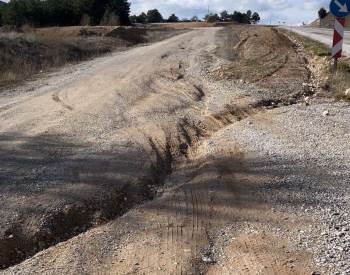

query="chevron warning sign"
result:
[332,17,346,59]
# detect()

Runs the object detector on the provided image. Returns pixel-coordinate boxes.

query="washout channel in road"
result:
[0,24,339,274]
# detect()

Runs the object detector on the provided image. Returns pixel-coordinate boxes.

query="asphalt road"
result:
[283,26,350,56]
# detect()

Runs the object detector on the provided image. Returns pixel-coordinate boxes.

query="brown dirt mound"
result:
[0,26,187,88]
[105,27,148,44]
[212,26,309,96]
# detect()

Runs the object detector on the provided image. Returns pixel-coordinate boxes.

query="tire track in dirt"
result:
[52,92,74,111]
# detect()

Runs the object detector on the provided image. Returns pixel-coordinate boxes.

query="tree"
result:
[204,13,219,23]
[2,0,45,26]
[246,10,252,19]
[318,7,327,20]
[88,0,109,25]
[129,14,136,23]
[1,0,131,27]
[45,0,82,26]
[191,15,199,22]
[130,12,146,24]
[107,0,131,25]
[220,10,229,21]
[146,9,163,23]
[136,12,147,23]
[251,12,260,24]
[231,11,250,24]
[167,13,179,22]
[0,1,7,26]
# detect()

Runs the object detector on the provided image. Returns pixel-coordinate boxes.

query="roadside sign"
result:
[330,0,350,17]
[332,17,345,59]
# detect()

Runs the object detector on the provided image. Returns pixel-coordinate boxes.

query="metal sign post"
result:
[332,17,345,71]
[330,0,350,71]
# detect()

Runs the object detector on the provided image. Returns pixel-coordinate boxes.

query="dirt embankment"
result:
[0,28,210,270]
[213,26,312,104]
[0,25,319,274]
[0,26,187,88]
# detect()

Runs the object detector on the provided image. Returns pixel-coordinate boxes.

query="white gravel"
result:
[212,98,350,274]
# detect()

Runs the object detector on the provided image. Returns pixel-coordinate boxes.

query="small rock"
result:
[304,97,310,106]
[323,110,330,117]
[201,255,215,264]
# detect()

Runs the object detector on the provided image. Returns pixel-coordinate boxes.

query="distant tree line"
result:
[131,9,260,24]
[0,0,131,27]
[130,9,163,24]
[207,10,261,24]
[0,1,261,27]
[0,1,6,26]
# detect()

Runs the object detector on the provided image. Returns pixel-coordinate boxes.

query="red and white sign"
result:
[332,17,346,59]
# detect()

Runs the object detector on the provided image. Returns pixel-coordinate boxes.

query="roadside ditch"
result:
[0,25,316,271]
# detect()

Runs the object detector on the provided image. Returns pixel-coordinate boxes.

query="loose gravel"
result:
[209,98,350,274]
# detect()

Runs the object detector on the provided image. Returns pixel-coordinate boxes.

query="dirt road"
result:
[1,25,349,274]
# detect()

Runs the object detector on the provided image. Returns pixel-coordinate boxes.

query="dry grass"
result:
[331,61,350,101]
[282,30,350,101]
[0,26,187,89]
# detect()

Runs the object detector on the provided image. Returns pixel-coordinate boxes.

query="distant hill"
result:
[0,1,6,5]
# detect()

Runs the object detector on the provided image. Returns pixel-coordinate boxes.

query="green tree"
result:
[220,10,229,21]
[2,0,27,26]
[107,0,131,25]
[88,0,109,25]
[251,12,260,24]
[0,1,8,26]
[1,0,131,27]
[246,10,252,19]
[191,15,199,22]
[318,7,327,20]
[130,12,147,24]
[167,13,179,22]
[204,13,219,23]
[231,11,250,24]
[137,12,147,23]
[45,0,81,26]
[146,9,163,23]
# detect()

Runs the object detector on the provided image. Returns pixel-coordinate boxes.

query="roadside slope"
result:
[0,29,213,268]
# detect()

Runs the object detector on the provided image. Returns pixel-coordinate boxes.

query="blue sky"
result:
[130,0,330,25]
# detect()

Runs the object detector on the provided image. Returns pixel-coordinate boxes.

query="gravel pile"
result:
[214,98,350,274]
